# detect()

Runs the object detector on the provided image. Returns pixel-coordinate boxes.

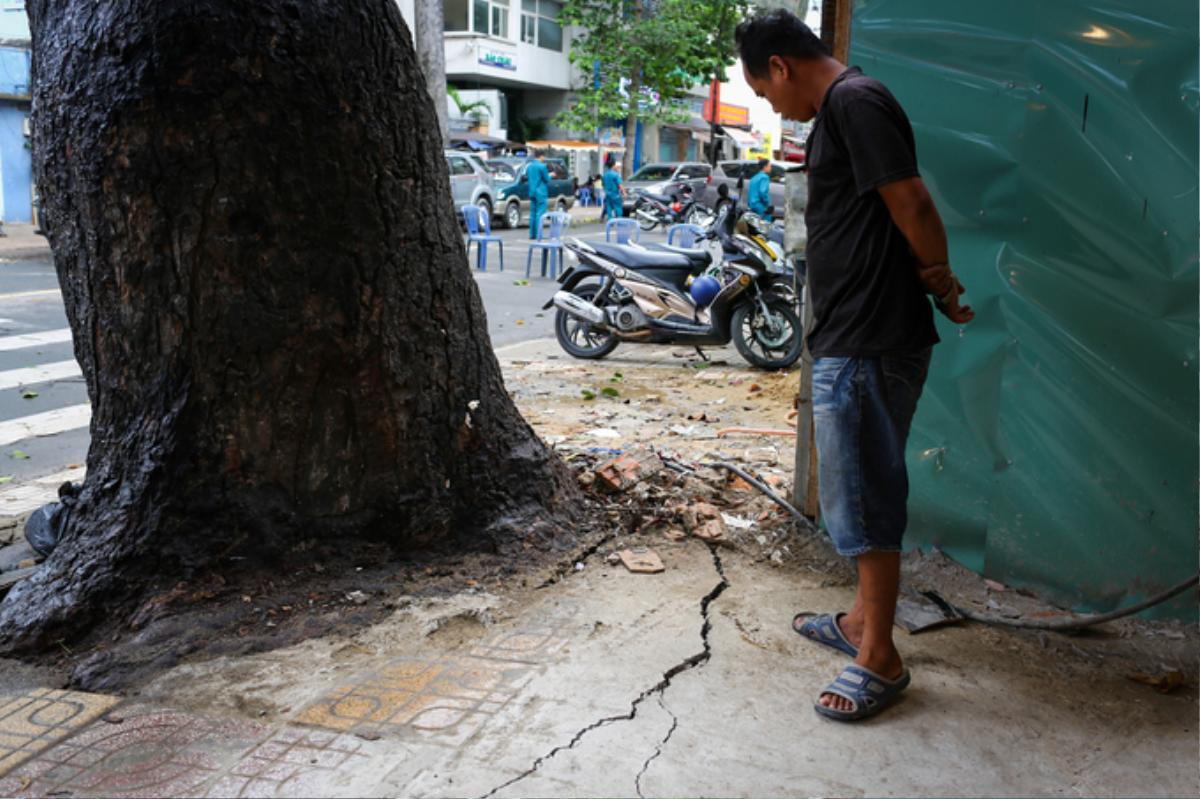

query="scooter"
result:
[632,183,715,232]
[544,214,804,369]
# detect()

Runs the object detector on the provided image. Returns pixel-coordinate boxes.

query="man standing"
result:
[735,9,974,722]
[526,150,550,239]
[601,154,623,221]
[746,157,773,220]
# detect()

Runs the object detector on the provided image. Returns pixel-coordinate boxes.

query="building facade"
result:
[0,0,31,224]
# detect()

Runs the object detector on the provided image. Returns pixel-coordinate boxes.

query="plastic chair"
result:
[461,204,504,271]
[526,211,570,278]
[605,218,640,244]
[578,187,592,206]
[666,223,705,248]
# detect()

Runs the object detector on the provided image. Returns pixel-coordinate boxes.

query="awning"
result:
[721,126,758,148]
[527,139,623,151]
[449,131,509,147]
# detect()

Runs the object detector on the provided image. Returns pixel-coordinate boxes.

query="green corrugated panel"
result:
[849,0,1198,618]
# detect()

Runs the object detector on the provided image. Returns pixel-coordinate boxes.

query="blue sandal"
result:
[813,664,911,722]
[792,612,859,658]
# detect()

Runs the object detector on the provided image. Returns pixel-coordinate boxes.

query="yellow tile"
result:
[0,688,120,777]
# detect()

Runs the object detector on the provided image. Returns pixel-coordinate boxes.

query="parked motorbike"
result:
[544,213,804,369]
[631,183,715,232]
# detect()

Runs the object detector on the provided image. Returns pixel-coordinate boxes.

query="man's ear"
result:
[768,54,790,82]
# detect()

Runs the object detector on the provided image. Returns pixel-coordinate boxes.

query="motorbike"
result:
[544,212,804,369]
[631,183,715,232]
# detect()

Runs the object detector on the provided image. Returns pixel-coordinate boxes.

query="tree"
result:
[448,85,492,130]
[555,0,747,176]
[1,0,577,653]
[413,0,450,143]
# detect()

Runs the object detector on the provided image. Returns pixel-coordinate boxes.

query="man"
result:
[746,157,773,220]
[735,9,974,722]
[601,154,624,221]
[526,150,550,239]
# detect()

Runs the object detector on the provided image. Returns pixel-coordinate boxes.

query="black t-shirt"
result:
[804,67,939,357]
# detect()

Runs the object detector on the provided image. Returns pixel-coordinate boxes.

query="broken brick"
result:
[618,547,665,573]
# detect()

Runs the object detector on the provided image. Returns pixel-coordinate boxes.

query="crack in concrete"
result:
[634,695,677,798]
[479,544,729,799]
[536,531,617,589]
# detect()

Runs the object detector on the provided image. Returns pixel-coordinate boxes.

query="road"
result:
[0,222,672,490]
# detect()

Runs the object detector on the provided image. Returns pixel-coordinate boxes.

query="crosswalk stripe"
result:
[0,403,91,447]
[0,327,73,352]
[0,359,82,391]
[0,289,62,300]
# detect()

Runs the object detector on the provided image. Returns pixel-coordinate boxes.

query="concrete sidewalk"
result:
[0,339,1195,798]
[0,225,51,261]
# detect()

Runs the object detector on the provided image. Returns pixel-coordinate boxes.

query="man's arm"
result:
[877,176,974,324]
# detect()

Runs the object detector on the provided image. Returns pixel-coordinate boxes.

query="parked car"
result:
[490,157,576,229]
[698,159,804,219]
[445,150,496,220]
[621,161,713,215]
[469,154,518,185]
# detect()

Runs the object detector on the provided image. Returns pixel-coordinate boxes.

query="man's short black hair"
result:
[758,158,770,168]
[735,8,829,78]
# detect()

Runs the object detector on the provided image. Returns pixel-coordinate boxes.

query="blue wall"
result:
[0,42,31,223]
[0,104,29,222]
[0,3,28,42]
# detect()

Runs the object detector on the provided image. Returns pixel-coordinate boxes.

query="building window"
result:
[521,0,562,51]
[446,0,508,37]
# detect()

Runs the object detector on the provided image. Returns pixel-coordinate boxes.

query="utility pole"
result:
[413,0,449,145]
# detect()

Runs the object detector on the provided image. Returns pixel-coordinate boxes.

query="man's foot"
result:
[813,664,910,722]
[819,647,904,713]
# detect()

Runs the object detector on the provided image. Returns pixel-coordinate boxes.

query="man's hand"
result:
[936,282,974,324]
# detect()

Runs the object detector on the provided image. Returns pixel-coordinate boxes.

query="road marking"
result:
[0,289,62,301]
[0,359,82,391]
[0,328,72,352]
[0,403,91,447]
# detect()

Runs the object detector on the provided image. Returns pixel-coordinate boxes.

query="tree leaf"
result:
[9,449,29,460]
[601,386,620,398]
[0,475,13,484]
[580,389,596,400]
[21,391,38,399]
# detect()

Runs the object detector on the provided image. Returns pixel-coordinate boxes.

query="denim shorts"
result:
[811,348,932,557]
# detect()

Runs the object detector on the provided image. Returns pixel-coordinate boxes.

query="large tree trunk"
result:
[1,0,576,653]
[413,0,449,144]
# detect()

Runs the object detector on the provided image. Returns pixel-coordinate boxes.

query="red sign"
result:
[781,137,806,164]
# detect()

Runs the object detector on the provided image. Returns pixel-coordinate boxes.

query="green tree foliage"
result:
[554,0,748,171]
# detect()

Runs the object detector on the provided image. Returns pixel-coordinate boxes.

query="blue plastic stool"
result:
[666,223,705,248]
[605,217,639,244]
[527,211,570,278]
[461,204,504,271]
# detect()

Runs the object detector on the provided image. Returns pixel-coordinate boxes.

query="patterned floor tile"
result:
[296,656,530,746]
[0,688,120,778]
[202,728,375,798]
[0,706,268,798]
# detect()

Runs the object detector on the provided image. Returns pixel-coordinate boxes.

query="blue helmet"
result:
[689,274,721,307]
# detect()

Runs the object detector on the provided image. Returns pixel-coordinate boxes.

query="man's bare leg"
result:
[820,550,904,711]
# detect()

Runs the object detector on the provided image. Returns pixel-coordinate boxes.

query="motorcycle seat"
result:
[591,242,693,271]
[644,243,712,270]
[639,191,676,204]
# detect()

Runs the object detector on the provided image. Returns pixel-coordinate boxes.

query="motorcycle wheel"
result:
[636,206,658,231]
[555,284,619,360]
[731,297,803,370]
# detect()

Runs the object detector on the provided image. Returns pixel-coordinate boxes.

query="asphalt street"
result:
[0,222,673,482]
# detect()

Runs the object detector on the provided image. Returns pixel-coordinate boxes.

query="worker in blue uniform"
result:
[601,154,624,221]
[747,158,773,220]
[526,151,551,239]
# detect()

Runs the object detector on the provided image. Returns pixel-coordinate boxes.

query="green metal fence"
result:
[849,0,1198,618]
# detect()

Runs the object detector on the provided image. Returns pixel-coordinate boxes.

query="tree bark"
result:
[2,0,575,652]
[413,0,449,144]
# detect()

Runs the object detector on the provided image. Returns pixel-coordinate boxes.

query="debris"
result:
[720,512,755,530]
[9,449,29,460]
[576,471,595,488]
[16,558,35,569]
[574,562,585,571]
[345,590,369,605]
[606,551,622,565]
[984,578,1007,592]
[769,549,784,564]
[617,547,665,574]
[101,715,125,724]
[21,391,37,400]
[662,527,687,542]
[587,428,620,439]
[1127,671,1186,693]
[355,730,382,741]
[894,592,964,633]
[595,448,663,492]
[748,383,762,393]
[512,279,530,286]
[0,540,36,572]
